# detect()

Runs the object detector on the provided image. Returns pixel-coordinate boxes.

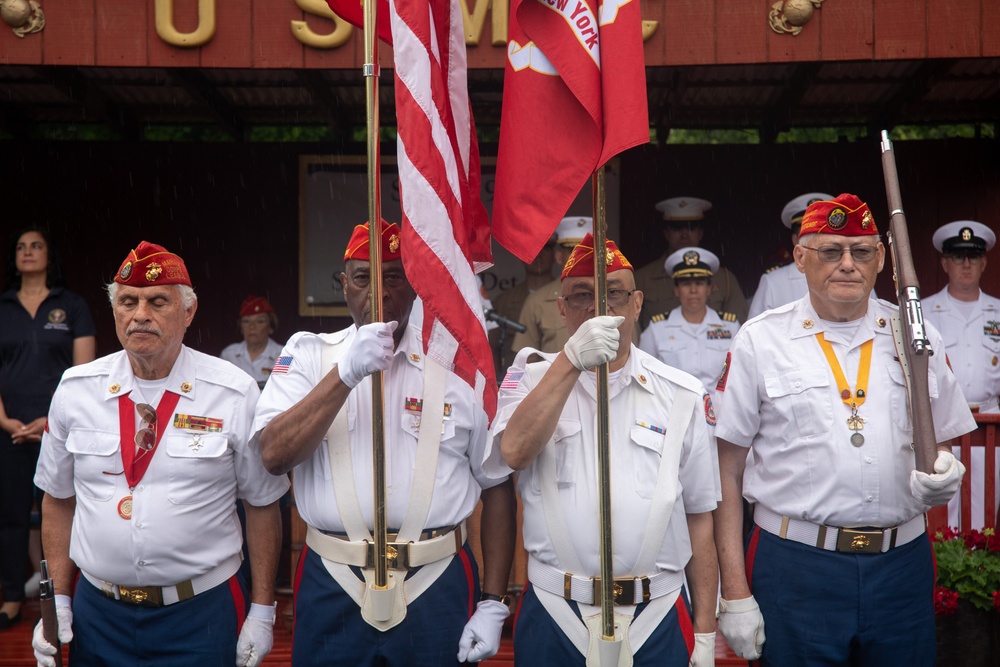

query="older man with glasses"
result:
[31,241,289,667]
[712,194,976,666]
[921,221,999,528]
[485,233,721,667]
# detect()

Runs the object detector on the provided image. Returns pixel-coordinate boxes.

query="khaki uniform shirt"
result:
[635,253,748,331]
[511,279,567,355]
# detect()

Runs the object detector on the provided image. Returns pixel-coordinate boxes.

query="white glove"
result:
[456,599,509,663]
[32,594,73,667]
[563,316,624,371]
[235,602,276,667]
[718,596,764,660]
[338,321,398,388]
[690,632,716,666]
[910,450,966,506]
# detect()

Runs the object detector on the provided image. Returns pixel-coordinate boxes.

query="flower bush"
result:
[932,527,1000,615]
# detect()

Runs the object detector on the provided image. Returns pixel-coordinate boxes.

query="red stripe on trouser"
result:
[229,575,247,634]
[292,544,309,637]
[458,546,475,618]
[675,593,695,657]
[745,526,762,591]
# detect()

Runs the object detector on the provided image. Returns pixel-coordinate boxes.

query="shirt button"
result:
[138,561,146,566]
[138,486,144,492]
[135,522,143,528]
[865,457,873,463]
[867,496,874,502]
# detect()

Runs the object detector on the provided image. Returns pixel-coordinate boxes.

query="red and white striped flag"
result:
[493,0,649,262]
[325,0,497,420]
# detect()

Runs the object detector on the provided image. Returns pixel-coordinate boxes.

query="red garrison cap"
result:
[560,233,633,279]
[114,241,191,287]
[343,220,402,262]
[239,295,274,317]
[799,193,878,237]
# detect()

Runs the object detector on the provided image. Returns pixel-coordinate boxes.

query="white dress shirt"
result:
[252,323,498,533]
[35,347,289,586]
[485,346,719,576]
[220,337,284,386]
[747,263,807,321]
[714,297,976,527]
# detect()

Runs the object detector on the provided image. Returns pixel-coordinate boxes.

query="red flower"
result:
[993,591,1000,612]
[935,587,960,616]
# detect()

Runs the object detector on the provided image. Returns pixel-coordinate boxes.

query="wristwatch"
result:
[480,592,513,608]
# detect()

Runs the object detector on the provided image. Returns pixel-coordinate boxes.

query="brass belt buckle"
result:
[588,576,651,606]
[835,528,883,554]
[365,541,411,570]
[118,584,163,607]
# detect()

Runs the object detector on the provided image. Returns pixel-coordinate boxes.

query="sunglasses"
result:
[801,245,879,263]
[135,403,157,451]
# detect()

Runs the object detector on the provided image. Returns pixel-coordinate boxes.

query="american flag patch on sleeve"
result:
[500,370,523,390]
[272,355,293,375]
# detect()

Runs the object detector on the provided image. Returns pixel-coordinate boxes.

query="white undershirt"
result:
[946,291,978,321]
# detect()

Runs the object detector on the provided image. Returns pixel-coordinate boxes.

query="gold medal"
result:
[118,495,133,520]
[847,413,865,431]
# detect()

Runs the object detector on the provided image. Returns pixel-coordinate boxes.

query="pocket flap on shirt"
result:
[162,433,228,458]
[65,431,120,457]
[553,420,581,442]
[764,368,830,398]
[630,424,664,454]
[886,360,940,399]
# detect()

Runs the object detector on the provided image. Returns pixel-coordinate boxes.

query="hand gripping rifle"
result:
[880,130,937,474]
[39,560,63,667]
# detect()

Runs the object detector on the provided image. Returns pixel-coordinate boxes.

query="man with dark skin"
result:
[254,220,516,667]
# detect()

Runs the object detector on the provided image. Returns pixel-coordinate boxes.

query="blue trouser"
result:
[71,572,247,666]
[746,526,936,667]
[292,543,479,667]
[513,582,694,666]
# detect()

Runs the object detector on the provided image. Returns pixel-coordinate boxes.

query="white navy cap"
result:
[655,197,712,222]
[781,192,834,229]
[665,246,719,279]
[932,221,995,254]
[555,216,593,247]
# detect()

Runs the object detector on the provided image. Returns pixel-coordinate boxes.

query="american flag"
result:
[271,355,293,375]
[325,0,497,421]
[389,0,497,421]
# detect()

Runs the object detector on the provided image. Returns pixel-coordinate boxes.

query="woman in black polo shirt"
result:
[0,226,96,629]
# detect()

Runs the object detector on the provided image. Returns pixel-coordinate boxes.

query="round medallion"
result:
[119,261,133,281]
[180,382,192,393]
[827,207,847,230]
[802,318,814,329]
[109,383,121,394]
[850,433,865,447]
[118,495,133,519]
[841,389,851,400]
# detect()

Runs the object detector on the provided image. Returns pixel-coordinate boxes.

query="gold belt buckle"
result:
[835,528,883,554]
[118,584,163,607]
[585,576,650,606]
[365,541,411,570]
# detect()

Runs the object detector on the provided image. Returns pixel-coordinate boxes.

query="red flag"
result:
[493,0,649,262]
[325,0,394,45]
[389,0,497,420]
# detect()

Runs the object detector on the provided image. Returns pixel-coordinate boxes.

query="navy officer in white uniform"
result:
[640,246,740,403]
[32,241,288,667]
[488,233,721,667]
[252,220,516,666]
[922,220,999,528]
[713,194,975,666]
[747,192,833,320]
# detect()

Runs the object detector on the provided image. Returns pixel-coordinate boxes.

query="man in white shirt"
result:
[489,234,720,667]
[253,220,516,666]
[32,241,288,667]
[922,220,999,528]
[713,194,975,666]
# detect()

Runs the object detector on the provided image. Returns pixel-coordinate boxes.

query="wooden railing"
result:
[927,413,1000,535]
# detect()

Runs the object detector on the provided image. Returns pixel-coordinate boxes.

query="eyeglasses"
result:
[135,403,157,451]
[562,289,635,311]
[801,244,879,263]
[945,254,985,265]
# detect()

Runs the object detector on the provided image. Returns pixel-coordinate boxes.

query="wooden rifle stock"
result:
[879,130,937,474]
[39,560,62,667]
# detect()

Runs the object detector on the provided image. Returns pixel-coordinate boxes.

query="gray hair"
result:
[106,282,197,309]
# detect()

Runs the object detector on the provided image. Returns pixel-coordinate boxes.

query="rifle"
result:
[879,130,937,474]
[39,560,62,667]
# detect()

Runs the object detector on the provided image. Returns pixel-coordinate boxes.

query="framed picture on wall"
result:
[298,155,622,317]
